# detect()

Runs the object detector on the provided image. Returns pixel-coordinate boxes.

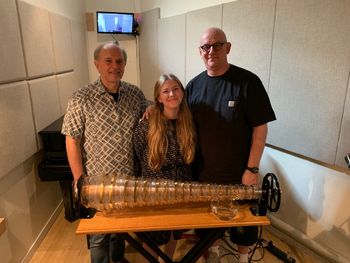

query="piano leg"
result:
[58,181,79,222]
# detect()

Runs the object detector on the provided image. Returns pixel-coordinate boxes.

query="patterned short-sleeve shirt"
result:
[62,78,147,177]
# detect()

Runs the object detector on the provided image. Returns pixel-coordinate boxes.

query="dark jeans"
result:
[89,233,125,263]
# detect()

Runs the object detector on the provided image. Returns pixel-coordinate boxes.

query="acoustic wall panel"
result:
[158,15,186,84]
[18,1,55,78]
[0,82,37,179]
[70,20,89,88]
[49,12,74,73]
[120,39,139,86]
[335,77,350,169]
[185,5,222,84]
[0,0,26,83]
[56,72,78,115]
[267,0,350,164]
[223,0,276,90]
[139,8,160,100]
[28,76,61,142]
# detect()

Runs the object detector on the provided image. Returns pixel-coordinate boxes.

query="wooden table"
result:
[76,204,270,262]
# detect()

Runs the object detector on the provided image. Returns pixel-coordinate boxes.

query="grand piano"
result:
[38,116,78,222]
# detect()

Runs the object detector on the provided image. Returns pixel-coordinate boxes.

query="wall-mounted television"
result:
[96,11,134,34]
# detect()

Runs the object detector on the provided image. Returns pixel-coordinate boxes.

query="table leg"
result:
[121,228,227,263]
[121,233,162,263]
[136,232,173,263]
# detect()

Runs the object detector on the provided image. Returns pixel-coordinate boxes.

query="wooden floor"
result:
[29,208,325,263]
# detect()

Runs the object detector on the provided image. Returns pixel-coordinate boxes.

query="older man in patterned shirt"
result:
[62,42,147,263]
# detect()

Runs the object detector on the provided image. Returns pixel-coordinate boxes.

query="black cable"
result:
[247,225,263,262]
[220,251,239,261]
[221,235,238,253]
[219,235,239,261]
[250,238,265,262]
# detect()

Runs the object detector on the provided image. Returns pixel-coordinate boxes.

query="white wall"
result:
[21,0,86,21]
[261,148,350,262]
[85,0,140,86]
[137,0,235,18]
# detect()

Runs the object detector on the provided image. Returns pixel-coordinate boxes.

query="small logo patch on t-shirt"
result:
[228,100,235,107]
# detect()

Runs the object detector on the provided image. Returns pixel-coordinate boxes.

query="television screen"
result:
[96,11,134,34]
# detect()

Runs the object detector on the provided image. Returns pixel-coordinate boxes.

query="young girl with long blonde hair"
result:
[133,73,196,180]
[133,74,196,261]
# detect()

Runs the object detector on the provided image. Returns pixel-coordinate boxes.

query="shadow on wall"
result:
[262,153,326,235]
[261,148,350,261]
[313,215,350,260]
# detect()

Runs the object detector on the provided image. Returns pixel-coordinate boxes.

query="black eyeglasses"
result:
[200,42,226,52]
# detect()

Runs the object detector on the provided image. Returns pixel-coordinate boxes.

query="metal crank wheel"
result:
[252,173,281,216]
[263,173,281,212]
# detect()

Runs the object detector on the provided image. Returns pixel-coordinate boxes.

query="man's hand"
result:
[141,105,155,121]
[242,170,259,185]
[73,180,79,200]
[73,176,84,200]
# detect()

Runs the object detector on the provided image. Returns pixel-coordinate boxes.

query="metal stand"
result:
[120,228,227,263]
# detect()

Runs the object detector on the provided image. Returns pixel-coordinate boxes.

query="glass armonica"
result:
[80,174,261,213]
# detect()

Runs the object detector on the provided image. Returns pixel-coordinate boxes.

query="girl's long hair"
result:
[148,74,196,170]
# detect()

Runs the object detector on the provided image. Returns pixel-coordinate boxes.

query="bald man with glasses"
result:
[186,27,276,263]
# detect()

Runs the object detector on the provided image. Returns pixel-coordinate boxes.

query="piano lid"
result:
[38,114,72,180]
[39,115,65,135]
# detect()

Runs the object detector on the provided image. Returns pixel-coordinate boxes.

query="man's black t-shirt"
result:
[186,64,276,184]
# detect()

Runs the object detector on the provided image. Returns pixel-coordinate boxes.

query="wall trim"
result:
[21,202,63,263]
[268,215,347,263]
